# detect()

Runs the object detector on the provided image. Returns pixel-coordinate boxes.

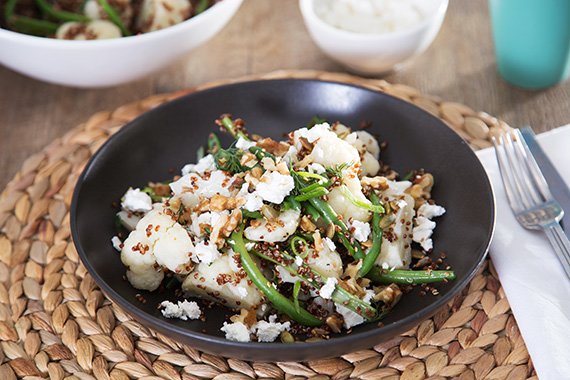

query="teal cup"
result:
[488,0,570,89]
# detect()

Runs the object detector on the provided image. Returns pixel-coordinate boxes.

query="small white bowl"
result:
[299,0,448,75]
[0,0,243,88]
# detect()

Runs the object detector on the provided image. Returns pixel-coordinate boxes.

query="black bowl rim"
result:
[70,78,496,355]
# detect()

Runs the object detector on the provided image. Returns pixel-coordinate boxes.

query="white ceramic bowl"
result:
[0,0,243,88]
[299,0,448,75]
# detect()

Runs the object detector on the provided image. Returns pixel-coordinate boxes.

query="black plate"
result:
[71,79,495,361]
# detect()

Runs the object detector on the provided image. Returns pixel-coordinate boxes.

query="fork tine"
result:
[493,135,525,213]
[501,132,536,209]
[512,129,554,201]
[506,131,543,206]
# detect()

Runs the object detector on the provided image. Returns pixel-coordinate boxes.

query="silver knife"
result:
[521,126,570,238]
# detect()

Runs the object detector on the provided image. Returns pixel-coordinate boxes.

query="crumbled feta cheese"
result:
[335,303,365,329]
[308,163,326,174]
[193,240,221,264]
[121,188,153,213]
[295,256,304,266]
[198,170,234,198]
[255,171,294,204]
[413,203,445,251]
[245,242,256,251]
[293,123,332,149]
[170,170,234,198]
[221,321,251,342]
[111,236,123,252]
[324,237,336,251]
[160,300,201,320]
[181,154,217,175]
[351,220,371,242]
[236,137,257,150]
[319,277,337,299]
[363,289,375,303]
[417,203,446,219]
[253,315,291,342]
[244,192,264,211]
[412,216,437,251]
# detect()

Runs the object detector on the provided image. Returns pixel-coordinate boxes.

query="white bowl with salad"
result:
[0,0,243,88]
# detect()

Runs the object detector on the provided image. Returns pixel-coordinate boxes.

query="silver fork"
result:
[493,129,570,280]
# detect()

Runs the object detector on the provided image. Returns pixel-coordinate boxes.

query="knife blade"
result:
[521,126,570,237]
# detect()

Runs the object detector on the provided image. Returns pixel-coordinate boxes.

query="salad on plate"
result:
[112,115,454,343]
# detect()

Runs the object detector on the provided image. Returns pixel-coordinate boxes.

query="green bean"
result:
[293,281,302,313]
[5,0,18,20]
[294,186,328,202]
[283,195,301,212]
[195,0,209,14]
[219,115,249,140]
[229,230,323,327]
[35,0,89,22]
[307,195,366,260]
[207,133,221,154]
[304,203,320,222]
[249,146,275,161]
[8,15,59,36]
[359,192,383,277]
[242,210,263,219]
[367,267,456,284]
[96,0,130,36]
[252,248,377,320]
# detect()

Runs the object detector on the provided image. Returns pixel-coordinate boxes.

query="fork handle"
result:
[543,223,570,280]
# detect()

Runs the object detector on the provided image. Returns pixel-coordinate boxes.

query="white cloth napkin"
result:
[477,125,570,380]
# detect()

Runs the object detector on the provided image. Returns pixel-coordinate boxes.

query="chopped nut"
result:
[361,176,389,190]
[326,223,335,239]
[326,315,343,333]
[300,216,317,232]
[374,284,402,306]
[256,138,291,156]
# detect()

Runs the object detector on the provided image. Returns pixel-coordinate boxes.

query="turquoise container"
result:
[488,0,570,89]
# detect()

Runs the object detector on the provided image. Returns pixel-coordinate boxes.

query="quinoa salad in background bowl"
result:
[71,79,495,361]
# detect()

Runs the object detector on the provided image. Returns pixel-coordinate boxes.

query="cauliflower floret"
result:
[154,223,195,274]
[360,152,381,177]
[126,266,164,291]
[245,209,301,243]
[56,20,122,40]
[375,181,415,269]
[84,0,133,25]
[182,255,264,310]
[121,230,156,269]
[327,177,371,222]
[136,0,191,33]
[307,242,343,279]
[354,131,380,159]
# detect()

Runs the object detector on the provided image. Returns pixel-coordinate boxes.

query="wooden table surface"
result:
[1,0,570,191]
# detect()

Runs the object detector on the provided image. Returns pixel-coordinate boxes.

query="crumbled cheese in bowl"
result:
[121,188,153,213]
[313,0,434,35]
[160,300,201,320]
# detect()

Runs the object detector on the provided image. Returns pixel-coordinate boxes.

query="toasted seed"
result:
[280,331,295,343]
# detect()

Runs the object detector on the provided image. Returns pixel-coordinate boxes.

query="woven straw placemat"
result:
[0,70,535,380]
